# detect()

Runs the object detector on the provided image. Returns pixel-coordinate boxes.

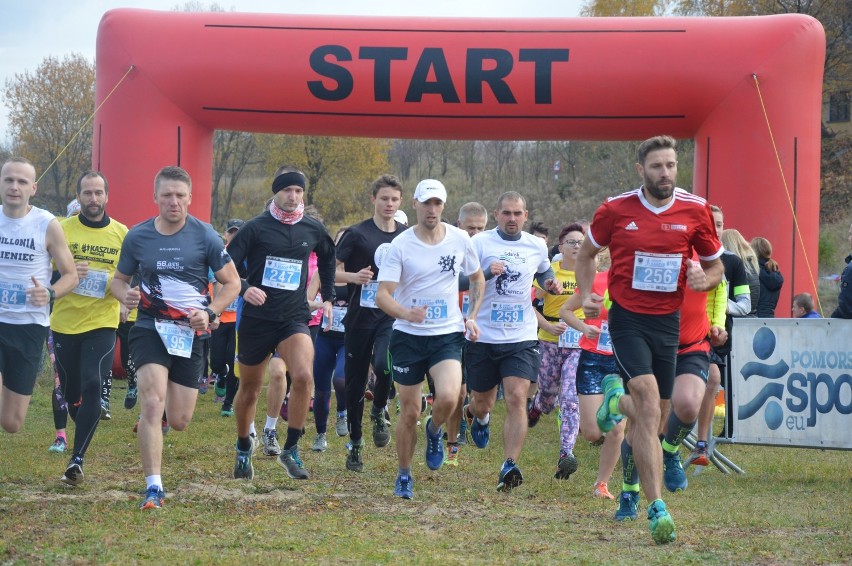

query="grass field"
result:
[1,376,850,564]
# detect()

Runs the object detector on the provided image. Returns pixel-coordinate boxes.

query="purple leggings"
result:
[533,341,580,455]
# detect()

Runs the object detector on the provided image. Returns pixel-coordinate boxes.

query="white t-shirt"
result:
[378,223,480,336]
[470,229,550,343]
[0,205,54,326]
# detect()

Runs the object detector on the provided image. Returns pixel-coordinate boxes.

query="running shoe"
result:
[663,448,688,492]
[213,387,226,401]
[457,416,468,445]
[162,417,170,435]
[554,451,578,480]
[140,485,165,510]
[312,433,327,452]
[615,490,640,521]
[685,443,710,467]
[346,440,364,472]
[335,412,348,437]
[261,428,282,456]
[394,474,413,499]
[527,403,542,428]
[48,436,67,453]
[593,481,615,500]
[124,385,138,410]
[233,445,254,480]
[424,417,444,471]
[60,459,84,486]
[221,404,234,417]
[464,405,490,449]
[364,389,374,401]
[421,395,427,414]
[596,374,624,433]
[371,408,390,447]
[100,400,111,421]
[444,444,460,467]
[497,459,523,492]
[279,398,289,421]
[198,374,209,394]
[249,431,259,454]
[277,446,309,479]
[647,499,677,544]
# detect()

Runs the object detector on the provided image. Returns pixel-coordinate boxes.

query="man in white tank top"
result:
[0,157,77,433]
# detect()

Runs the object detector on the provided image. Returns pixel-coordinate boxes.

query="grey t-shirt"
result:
[116,215,231,330]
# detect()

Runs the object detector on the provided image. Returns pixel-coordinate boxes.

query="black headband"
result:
[272,172,306,194]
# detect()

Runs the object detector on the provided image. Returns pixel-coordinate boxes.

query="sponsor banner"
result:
[730,318,852,450]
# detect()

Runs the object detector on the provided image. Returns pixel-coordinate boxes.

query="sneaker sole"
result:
[596,375,623,433]
[373,433,390,448]
[554,456,579,480]
[60,471,84,487]
[312,445,327,452]
[497,468,523,492]
[651,514,677,544]
[140,500,163,510]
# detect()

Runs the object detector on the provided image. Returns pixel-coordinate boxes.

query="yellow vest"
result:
[50,215,128,334]
[535,260,585,343]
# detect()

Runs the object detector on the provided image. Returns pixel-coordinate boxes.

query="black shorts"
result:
[676,351,710,382]
[389,330,464,386]
[0,322,48,395]
[576,350,620,396]
[608,301,679,400]
[128,325,206,389]
[709,348,727,368]
[237,317,311,366]
[464,340,541,393]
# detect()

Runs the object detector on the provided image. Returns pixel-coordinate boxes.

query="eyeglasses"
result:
[561,240,583,247]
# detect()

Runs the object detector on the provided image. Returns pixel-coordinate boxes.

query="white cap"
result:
[393,210,408,225]
[413,179,447,203]
[66,199,81,217]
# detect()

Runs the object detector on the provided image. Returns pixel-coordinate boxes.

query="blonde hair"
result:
[721,229,758,275]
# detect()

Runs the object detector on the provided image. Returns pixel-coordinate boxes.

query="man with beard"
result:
[51,171,129,486]
[111,166,241,509]
[575,135,723,544]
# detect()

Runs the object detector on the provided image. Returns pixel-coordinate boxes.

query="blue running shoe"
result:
[424,417,444,470]
[614,490,639,521]
[596,374,624,433]
[663,449,688,492]
[394,474,413,499]
[233,444,254,480]
[465,405,490,449]
[648,499,676,544]
[497,459,523,492]
[140,485,165,510]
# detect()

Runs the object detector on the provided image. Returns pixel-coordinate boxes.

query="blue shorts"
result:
[389,330,464,386]
[576,350,619,395]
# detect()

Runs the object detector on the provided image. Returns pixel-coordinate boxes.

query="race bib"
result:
[0,281,27,312]
[154,319,194,358]
[360,280,378,308]
[598,321,613,353]
[323,305,347,333]
[461,294,470,318]
[559,327,583,349]
[73,268,109,299]
[311,293,322,317]
[632,252,681,292]
[412,297,448,324]
[261,256,302,290]
[224,296,239,313]
[489,302,524,328]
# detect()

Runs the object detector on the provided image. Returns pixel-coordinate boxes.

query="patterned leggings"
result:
[533,341,580,455]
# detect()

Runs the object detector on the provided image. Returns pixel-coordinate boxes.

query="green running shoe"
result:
[648,499,676,544]
[596,374,624,433]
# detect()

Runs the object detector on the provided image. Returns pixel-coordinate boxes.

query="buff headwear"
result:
[272,171,307,194]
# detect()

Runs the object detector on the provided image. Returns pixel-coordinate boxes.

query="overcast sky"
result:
[0,0,585,143]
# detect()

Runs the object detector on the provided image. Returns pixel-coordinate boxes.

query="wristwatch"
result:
[204,307,218,322]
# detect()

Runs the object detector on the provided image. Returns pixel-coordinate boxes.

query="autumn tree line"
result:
[2,0,849,235]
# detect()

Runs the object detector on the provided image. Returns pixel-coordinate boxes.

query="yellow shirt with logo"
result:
[535,260,585,343]
[50,215,128,334]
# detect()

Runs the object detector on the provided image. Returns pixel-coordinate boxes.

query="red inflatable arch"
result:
[94,10,825,310]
